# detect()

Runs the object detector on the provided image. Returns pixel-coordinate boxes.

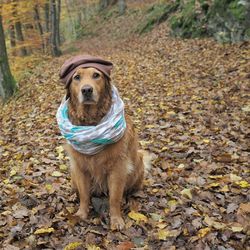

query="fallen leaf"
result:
[230,173,242,182]
[231,226,243,232]
[51,171,63,177]
[181,188,192,199]
[117,241,135,250]
[34,227,55,235]
[86,245,101,250]
[59,164,68,171]
[235,180,250,188]
[197,227,211,238]
[128,211,148,223]
[64,242,82,250]
[158,229,179,240]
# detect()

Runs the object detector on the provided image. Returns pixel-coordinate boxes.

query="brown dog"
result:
[63,66,149,230]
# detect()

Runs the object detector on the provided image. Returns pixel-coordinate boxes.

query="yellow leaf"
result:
[203,139,210,144]
[168,200,178,208]
[212,221,226,230]
[56,146,64,154]
[34,227,54,235]
[158,229,171,240]
[56,146,65,160]
[177,164,185,169]
[158,229,179,240]
[231,226,243,232]
[128,211,148,223]
[152,188,159,193]
[3,179,9,184]
[209,175,223,179]
[236,181,250,188]
[166,111,176,116]
[164,208,170,214]
[45,184,53,192]
[160,146,168,152]
[230,174,242,182]
[145,124,155,129]
[208,182,220,188]
[156,222,167,229]
[197,227,211,238]
[220,185,229,192]
[51,171,63,177]
[64,242,82,250]
[59,164,68,171]
[87,245,101,250]
[183,228,189,236]
[181,188,192,199]
[15,153,23,160]
[10,169,17,177]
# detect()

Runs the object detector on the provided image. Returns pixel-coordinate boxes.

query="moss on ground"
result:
[136,1,180,34]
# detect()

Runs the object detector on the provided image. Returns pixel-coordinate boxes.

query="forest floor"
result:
[0,17,250,250]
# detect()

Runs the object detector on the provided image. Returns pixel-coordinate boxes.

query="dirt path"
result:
[0,24,249,249]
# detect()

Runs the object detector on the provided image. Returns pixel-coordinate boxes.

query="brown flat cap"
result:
[59,55,113,87]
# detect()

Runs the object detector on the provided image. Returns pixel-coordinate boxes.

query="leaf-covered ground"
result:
[0,21,249,249]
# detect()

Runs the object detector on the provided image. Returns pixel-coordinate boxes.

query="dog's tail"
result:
[139,149,154,175]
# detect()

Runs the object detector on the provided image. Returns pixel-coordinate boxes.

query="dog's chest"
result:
[83,157,109,195]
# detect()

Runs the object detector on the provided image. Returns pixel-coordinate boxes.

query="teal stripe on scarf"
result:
[91,138,113,144]
[114,115,125,129]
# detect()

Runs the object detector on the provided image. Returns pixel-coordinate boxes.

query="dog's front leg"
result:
[71,166,91,220]
[108,169,126,230]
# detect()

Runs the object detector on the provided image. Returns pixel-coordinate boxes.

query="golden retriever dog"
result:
[63,66,149,230]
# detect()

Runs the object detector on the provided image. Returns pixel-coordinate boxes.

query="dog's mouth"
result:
[82,96,97,105]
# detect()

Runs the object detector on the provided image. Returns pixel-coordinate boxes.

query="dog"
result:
[59,57,150,230]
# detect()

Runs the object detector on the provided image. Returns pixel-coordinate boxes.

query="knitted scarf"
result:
[56,85,126,155]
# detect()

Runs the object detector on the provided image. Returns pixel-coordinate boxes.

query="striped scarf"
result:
[56,85,126,155]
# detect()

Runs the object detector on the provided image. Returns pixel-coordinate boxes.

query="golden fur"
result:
[64,67,146,230]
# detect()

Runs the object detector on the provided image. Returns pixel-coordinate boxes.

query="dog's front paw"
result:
[110,216,125,230]
[75,209,88,220]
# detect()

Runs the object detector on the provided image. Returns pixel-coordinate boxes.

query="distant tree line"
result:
[0,0,63,102]
[0,0,127,102]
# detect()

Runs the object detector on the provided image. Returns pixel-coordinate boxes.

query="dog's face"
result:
[69,67,107,105]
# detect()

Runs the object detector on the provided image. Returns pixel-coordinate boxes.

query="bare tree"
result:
[0,14,17,102]
[13,0,28,56]
[9,24,16,55]
[118,0,126,15]
[56,0,61,46]
[50,0,61,56]
[34,4,45,51]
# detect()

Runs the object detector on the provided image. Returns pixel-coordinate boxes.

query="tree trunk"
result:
[56,0,61,46]
[44,1,50,53]
[118,0,126,15]
[0,15,17,102]
[12,0,28,57]
[50,0,61,56]
[45,1,50,32]
[34,5,45,51]
[99,0,109,10]
[15,21,28,56]
[65,0,76,38]
[9,24,16,56]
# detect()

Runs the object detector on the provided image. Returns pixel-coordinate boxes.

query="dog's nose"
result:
[81,85,93,97]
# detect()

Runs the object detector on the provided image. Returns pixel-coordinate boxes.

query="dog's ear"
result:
[65,83,71,100]
[104,76,112,98]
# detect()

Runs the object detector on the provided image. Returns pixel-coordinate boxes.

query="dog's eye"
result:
[93,72,100,79]
[74,75,80,81]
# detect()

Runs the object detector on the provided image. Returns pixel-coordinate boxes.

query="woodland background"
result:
[0,0,249,250]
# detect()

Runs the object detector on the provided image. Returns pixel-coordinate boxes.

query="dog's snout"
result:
[81,85,93,97]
